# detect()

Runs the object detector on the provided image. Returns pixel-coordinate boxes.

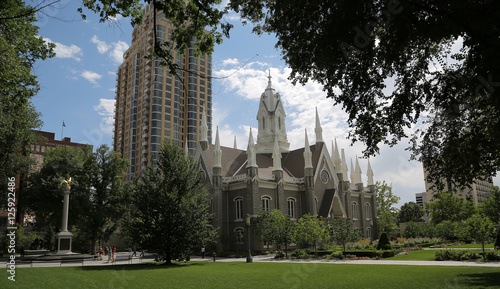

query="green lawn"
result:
[385,249,436,261]
[445,243,494,249]
[2,261,500,289]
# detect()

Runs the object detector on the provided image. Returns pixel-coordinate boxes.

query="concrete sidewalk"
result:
[6,252,500,268]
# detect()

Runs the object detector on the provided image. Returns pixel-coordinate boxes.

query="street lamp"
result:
[246,214,253,263]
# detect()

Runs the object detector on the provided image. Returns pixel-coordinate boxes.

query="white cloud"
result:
[89,35,128,64]
[93,98,115,135]
[44,37,83,61]
[109,41,129,64]
[91,35,111,54]
[81,70,102,85]
[222,58,240,66]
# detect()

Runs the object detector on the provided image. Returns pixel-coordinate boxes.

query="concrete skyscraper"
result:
[113,3,212,177]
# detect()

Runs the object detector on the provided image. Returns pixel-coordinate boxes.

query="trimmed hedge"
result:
[343,250,395,258]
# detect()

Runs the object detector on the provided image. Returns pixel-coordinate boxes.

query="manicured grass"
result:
[445,243,494,249]
[385,249,436,261]
[2,261,500,289]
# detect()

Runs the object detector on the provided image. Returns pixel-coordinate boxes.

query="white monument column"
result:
[56,175,74,255]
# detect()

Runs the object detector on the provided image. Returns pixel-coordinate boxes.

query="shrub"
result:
[485,250,500,261]
[329,251,344,260]
[274,251,285,259]
[291,249,313,259]
[377,232,392,250]
[495,228,500,249]
[435,250,486,261]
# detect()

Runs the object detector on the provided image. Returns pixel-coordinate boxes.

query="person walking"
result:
[132,245,137,257]
[201,247,205,259]
[107,247,112,263]
[112,245,116,262]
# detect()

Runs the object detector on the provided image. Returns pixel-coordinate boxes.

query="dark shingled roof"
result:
[318,189,336,218]
[200,142,326,178]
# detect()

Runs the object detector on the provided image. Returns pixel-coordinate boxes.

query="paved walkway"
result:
[5,252,500,268]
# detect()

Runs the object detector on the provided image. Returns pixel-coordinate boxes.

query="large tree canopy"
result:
[0,0,54,196]
[68,0,500,184]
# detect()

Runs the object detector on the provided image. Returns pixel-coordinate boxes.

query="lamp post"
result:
[246,214,253,263]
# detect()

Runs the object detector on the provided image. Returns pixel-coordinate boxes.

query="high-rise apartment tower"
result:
[113,3,212,177]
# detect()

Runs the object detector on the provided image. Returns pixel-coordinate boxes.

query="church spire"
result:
[367,159,374,186]
[246,128,257,168]
[315,107,323,144]
[304,129,313,169]
[355,156,362,184]
[341,149,349,182]
[272,137,282,171]
[200,108,208,150]
[332,139,341,173]
[350,158,355,184]
[214,126,221,168]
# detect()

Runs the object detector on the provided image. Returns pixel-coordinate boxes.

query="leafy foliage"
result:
[398,202,424,223]
[293,214,327,255]
[478,186,500,224]
[123,140,216,264]
[375,181,400,215]
[425,191,475,224]
[229,0,500,186]
[328,218,361,255]
[463,214,496,258]
[0,0,55,196]
[24,145,129,253]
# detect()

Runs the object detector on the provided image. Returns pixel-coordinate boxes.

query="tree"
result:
[478,186,500,224]
[24,145,91,230]
[464,214,495,258]
[293,214,327,256]
[375,181,400,215]
[494,228,500,250]
[377,211,399,239]
[123,140,216,264]
[398,202,424,223]
[253,210,274,251]
[426,191,475,225]
[0,0,55,198]
[375,181,399,238]
[74,145,129,254]
[266,209,294,256]
[328,218,361,255]
[24,145,129,253]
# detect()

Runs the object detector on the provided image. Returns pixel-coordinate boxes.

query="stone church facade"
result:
[194,74,378,250]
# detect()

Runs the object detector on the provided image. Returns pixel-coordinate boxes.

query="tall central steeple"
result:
[255,71,290,153]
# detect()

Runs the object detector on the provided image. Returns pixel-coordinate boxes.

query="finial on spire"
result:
[267,69,272,88]
[315,107,323,143]
[246,128,257,168]
[367,159,374,186]
[304,129,313,169]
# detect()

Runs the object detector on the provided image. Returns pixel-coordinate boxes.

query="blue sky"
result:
[32,0,498,206]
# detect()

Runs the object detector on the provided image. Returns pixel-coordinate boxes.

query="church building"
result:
[194,74,378,250]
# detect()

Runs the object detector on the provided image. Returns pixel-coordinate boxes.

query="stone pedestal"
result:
[55,231,73,255]
[55,183,73,255]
